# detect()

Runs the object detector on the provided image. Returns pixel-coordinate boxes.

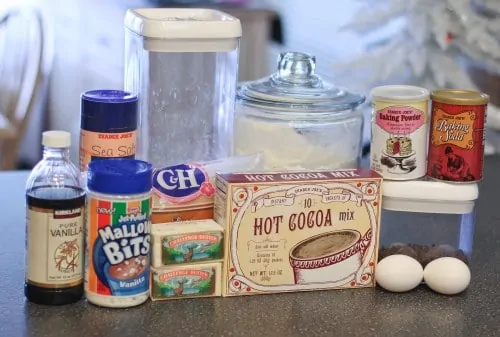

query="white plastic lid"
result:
[382,179,478,214]
[124,8,242,40]
[42,130,71,148]
[371,85,430,103]
[383,180,478,201]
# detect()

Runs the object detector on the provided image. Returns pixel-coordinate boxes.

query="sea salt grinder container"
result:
[379,179,478,267]
[124,9,242,168]
[80,90,138,173]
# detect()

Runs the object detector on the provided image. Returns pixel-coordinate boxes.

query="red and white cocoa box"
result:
[214,169,382,297]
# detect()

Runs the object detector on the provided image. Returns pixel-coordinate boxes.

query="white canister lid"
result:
[382,179,479,214]
[124,8,241,52]
[371,85,430,103]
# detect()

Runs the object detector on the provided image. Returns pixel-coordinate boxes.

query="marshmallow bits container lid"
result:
[87,159,153,195]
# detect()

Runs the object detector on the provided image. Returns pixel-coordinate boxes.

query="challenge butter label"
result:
[161,232,223,265]
[150,219,225,268]
[150,263,222,300]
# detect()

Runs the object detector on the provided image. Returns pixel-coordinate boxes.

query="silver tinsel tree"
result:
[333,0,500,135]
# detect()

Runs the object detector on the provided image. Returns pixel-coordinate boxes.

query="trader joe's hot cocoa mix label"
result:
[214,169,382,297]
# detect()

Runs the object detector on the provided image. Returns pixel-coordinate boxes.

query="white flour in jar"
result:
[233,111,361,170]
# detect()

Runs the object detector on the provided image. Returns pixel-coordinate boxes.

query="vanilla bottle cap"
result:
[42,130,71,148]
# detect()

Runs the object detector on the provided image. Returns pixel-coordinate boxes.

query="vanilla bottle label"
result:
[26,195,85,288]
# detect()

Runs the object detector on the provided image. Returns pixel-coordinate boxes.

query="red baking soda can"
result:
[427,89,489,183]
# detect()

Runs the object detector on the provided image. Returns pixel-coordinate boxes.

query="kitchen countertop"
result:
[1,157,499,337]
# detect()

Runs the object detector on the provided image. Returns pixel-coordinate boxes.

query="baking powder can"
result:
[85,158,152,308]
[427,89,489,183]
[370,85,430,180]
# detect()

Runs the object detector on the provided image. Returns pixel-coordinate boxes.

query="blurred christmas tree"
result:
[333,0,500,131]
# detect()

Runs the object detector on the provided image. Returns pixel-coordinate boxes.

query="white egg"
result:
[375,254,424,292]
[423,257,471,295]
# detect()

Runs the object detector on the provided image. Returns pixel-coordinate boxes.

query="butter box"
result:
[150,262,222,300]
[214,169,382,297]
[151,219,224,268]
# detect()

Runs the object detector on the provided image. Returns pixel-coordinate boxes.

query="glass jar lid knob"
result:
[272,52,321,87]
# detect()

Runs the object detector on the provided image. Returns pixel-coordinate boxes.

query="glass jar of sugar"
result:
[233,52,366,171]
[379,179,478,268]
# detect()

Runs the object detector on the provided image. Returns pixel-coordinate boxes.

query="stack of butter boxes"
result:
[150,220,224,301]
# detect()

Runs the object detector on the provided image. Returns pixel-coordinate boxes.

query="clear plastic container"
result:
[379,179,478,267]
[233,52,366,171]
[124,9,242,168]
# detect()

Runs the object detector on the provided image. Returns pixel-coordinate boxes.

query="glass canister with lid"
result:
[233,52,366,171]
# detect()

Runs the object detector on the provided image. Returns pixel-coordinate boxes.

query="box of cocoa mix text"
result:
[214,169,382,297]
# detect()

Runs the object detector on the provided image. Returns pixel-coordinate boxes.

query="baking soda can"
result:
[370,85,430,180]
[427,89,489,183]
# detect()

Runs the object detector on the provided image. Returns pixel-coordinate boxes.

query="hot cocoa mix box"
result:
[214,169,383,297]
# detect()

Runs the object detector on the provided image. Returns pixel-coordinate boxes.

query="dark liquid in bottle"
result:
[25,187,86,305]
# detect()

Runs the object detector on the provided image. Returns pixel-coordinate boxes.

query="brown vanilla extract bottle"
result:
[25,131,85,305]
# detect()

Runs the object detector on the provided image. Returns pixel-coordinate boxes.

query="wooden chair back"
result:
[0,7,45,170]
